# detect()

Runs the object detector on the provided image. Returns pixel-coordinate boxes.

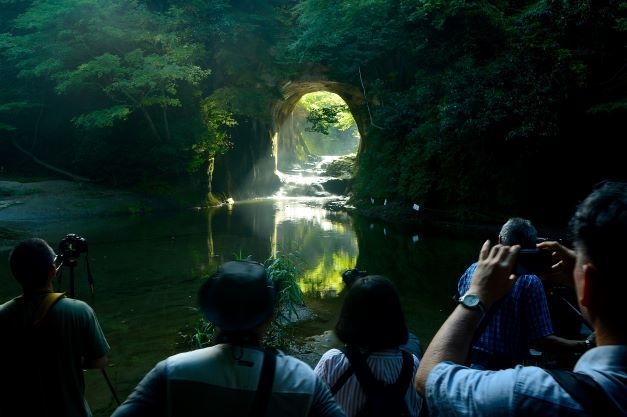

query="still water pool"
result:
[0,195,483,416]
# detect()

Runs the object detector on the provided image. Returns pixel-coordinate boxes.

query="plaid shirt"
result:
[458,262,554,362]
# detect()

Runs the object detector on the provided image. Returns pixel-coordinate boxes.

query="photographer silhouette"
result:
[0,237,111,417]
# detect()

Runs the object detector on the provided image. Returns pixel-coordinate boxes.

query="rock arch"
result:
[211,76,373,200]
[271,78,372,167]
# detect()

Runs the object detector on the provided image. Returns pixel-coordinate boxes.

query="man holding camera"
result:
[456,217,590,370]
[416,181,627,416]
[0,237,110,417]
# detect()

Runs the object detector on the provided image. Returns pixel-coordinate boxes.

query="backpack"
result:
[330,345,414,417]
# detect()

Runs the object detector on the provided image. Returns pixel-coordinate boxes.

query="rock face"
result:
[212,118,282,199]
[321,178,350,195]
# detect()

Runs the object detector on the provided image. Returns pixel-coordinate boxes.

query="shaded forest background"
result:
[1,0,626,228]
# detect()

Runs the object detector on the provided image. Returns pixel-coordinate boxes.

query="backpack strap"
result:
[249,348,277,417]
[32,292,65,327]
[342,345,413,401]
[330,346,371,394]
[330,361,355,395]
[395,350,414,394]
[544,368,621,417]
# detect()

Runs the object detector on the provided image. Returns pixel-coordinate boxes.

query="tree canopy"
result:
[1,0,625,223]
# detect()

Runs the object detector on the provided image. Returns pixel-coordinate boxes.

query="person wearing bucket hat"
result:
[198,260,276,334]
[111,260,347,417]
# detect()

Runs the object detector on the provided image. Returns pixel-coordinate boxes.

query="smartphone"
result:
[514,249,553,275]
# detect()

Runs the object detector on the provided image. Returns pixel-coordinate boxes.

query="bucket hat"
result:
[197,260,276,332]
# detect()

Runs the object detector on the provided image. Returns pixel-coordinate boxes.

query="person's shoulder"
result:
[515,274,544,289]
[457,263,478,288]
[54,296,99,317]
[317,348,345,362]
[0,297,20,311]
[427,364,553,409]
[57,295,91,308]
[462,262,478,276]
[276,352,326,384]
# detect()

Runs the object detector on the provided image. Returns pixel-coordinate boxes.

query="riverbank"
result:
[0,179,175,249]
[1,178,568,254]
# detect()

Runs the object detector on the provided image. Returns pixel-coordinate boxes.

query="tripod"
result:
[57,251,121,406]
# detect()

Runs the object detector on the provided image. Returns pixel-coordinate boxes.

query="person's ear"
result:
[48,265,56,279]
[579,263,598,308]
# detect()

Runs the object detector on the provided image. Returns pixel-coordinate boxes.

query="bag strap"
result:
[330,361,354,395]
[249,348,276,417]
[340,345,413,395]
[32,292,65,327]
[544,368,621,417]
[395,350,414,393]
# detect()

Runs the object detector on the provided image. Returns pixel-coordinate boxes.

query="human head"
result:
[569,181,627,335]
[335,275,408,350]
[498,217,537,248]
[8,238,56,291]
[197,260,277,334]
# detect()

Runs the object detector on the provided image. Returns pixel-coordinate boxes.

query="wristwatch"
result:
[458,293,486,320]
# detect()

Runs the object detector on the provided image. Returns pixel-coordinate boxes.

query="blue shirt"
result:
[425,345,627,416]
[458,262,554,363]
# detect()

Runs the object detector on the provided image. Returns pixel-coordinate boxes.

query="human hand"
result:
[468,240,519,308]
[536,240,576,287]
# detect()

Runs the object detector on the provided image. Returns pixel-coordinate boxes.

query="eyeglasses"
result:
[53,254,63,272]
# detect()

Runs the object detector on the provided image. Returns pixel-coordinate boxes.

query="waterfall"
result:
[274,155,342,198]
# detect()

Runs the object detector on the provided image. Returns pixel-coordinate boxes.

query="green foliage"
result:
[288,0,407,80]
[290,0,627,221]
[44,3,211,137]
[290,92,360,158]
[305,105,345,135]
[0,0,225,184]
[1,0,625,221]
[71,106,132,129]
[323,155,356,179]
[299,92,355,134]
[189,96,237,172]
[189,252,306,350]
[0,101,32,131]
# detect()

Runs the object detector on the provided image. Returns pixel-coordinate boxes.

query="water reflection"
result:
[205,197,358,299]
[0,190,480,417]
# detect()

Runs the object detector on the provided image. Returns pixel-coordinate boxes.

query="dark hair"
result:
[569,181,627,331]
[499,217,537,248]
[335,275,408,350]
[9,238,55,290]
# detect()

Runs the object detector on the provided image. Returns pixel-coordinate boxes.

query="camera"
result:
[342,268,368,287]
[57,233,88,265]
[514,248,553,275]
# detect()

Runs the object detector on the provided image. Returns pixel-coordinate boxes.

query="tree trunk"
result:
[11,138,92,182]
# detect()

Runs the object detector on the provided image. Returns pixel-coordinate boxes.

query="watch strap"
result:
[458,294,486,319]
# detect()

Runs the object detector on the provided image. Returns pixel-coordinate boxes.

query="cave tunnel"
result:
[271,80,371,173]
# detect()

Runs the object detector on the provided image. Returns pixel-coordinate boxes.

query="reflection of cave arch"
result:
[272,79,371,169]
